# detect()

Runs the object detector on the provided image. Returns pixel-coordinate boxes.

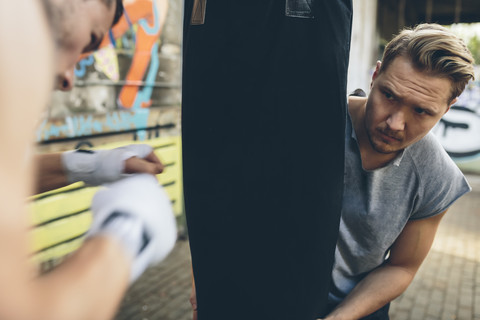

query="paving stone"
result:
[441,310,457,320]
[458,306,473,320]
[392,310,409,320]
[114,240,192,320]
[474,293,480,317]
[391,175,480,320]
[443,302,458,316]
[413,291,429,307]
[426,303,442,318]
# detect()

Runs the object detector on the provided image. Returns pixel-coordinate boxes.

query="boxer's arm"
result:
[0,1,130,319]
[35,145,164,193]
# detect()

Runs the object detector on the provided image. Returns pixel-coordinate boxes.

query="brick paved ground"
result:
[115,175,480,320]
[114,240,193,320]
[390,175,480,320]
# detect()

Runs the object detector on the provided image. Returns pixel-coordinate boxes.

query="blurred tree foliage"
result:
[468,35,480,64]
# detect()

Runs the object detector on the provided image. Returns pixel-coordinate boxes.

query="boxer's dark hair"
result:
[101,0,124,27]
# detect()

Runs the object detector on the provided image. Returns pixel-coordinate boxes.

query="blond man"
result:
[321,24,475,320]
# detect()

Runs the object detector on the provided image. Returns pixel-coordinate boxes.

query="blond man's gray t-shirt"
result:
[330,113,471,301]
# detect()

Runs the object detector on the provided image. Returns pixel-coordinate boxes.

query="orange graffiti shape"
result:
[99,0,169,108]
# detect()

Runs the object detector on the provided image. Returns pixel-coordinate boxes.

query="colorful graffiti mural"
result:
[37,109,150,141]
[38,0,181,143]
[432,66,480,173]
[92,0,169,109]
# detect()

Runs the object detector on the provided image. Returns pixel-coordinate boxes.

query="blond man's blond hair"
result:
[380,23,475,102]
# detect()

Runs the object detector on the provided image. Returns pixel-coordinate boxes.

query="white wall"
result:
[347,0,379,95]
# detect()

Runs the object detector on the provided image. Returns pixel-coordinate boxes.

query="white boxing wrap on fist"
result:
[88,173,177,283]
[61,144,154,186]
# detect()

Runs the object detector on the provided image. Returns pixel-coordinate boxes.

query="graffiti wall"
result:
[432,66,480,173]
[37,0,183,148]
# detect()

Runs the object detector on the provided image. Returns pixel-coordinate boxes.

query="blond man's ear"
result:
[370,61,382,88]
[445,97,458,114]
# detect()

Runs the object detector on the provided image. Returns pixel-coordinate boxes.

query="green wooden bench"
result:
[29,136,183,265]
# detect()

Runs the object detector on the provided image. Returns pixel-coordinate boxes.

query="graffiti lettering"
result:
[75,0,168,109]
[439,118,469,137]
[37,110,150,141]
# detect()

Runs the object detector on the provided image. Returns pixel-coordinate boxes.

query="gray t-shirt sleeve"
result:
[409,134,471,220]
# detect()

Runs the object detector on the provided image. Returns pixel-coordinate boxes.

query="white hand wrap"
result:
[61,144,154,186]
[88,173,177,283]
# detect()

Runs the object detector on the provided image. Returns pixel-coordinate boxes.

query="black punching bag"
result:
[182,1,352,319]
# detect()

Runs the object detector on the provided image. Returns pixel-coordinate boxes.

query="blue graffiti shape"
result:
[131,42,160,110]
[74,55,95,78]
[109,29,116,48]
[105,109,149,131]
[138,0,160,35]
[106,109,150,141]
[36,110,151,142]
